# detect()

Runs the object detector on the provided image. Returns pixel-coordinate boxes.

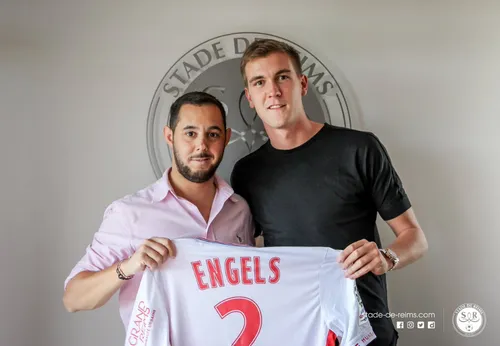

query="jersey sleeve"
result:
[360,132,411,221]
[124,269,170,346]
[320,251,376,346]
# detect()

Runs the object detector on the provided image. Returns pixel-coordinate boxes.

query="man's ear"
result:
[224,127,232,147]
[245,88,255,109]
[164,126,174,148]
[300,74,308,96]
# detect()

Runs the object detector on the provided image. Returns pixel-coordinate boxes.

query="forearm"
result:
[63,264,125,312]
[387,227,428,270]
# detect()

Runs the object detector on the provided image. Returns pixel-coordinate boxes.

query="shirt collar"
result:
[150,170,171,203]
[151,168,239,203]
[215,174,239,203]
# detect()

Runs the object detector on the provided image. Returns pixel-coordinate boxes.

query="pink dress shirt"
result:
[64,170,255,327]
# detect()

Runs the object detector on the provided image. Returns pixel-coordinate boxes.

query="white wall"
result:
[1,1,498,345]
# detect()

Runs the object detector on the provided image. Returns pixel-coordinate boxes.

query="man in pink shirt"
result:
[63,91,255,328]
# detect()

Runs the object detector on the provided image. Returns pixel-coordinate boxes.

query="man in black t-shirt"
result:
[230,39,428,346]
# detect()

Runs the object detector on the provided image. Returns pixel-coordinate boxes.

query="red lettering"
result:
[215,296,262,345]
[192,256,281,290]
[241,256,253,284]
[128,301,151,346]
[268,257,281,284]
[128,334,138,346]
[191,261,209,290]
[207,258,225,288]
[253,257,266,284]
[225,257,240,285]
[138,301,150,315]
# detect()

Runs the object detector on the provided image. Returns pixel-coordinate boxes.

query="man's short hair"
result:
[168,91,227,131]
[240,39,302,86]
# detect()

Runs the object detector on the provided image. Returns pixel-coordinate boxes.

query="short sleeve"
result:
[361,133,411,221]
[64,201,135,289]
[124,269,170,346]
[320,251,376,346]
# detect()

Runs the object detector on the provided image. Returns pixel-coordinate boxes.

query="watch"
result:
[380,248,400,271]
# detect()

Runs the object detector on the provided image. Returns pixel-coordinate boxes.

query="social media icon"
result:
[417,321,425,329]
[407,321,415,329]
[428,321,435,329]
[396,321,404,329]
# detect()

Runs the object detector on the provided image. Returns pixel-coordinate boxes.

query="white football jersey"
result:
[125,238,376,346]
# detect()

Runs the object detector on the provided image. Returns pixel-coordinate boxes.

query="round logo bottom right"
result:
[452,303,486,337]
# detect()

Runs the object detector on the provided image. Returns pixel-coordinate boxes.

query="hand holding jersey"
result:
[120,237,177,278]
[338,239,391,280]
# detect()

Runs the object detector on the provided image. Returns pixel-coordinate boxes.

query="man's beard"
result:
[173,146,222,183]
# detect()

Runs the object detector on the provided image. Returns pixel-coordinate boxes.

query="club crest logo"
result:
[452,303,486,337]
[146,32,355,181]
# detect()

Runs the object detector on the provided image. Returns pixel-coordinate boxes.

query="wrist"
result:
[120,259,133,276]
[380,248,399,272]
[116,259,134,280]
[383,256,394,271]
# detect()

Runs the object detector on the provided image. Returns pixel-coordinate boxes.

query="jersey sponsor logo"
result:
[128,301,155,346]
[146,32,355,181]
[191,256,281,290]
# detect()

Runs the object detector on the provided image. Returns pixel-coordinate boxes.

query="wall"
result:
[1,0,498,345]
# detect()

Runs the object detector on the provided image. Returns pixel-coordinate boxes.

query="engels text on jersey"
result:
[191,256,281,290]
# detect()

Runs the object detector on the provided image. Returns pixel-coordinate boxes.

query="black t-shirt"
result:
[230,123,411,344]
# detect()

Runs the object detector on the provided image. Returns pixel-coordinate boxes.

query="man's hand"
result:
[121,237,176,276]
[337,239,390,279]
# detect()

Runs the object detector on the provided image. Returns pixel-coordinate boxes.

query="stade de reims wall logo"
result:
[146,32,353,182]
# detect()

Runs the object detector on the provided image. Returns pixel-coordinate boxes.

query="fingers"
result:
[337,239,368,264]
[151,237,177,258]
[345,252,384,279]
[138,247,163,270]
[144,238,172,260]
[339,240,382,279]
[347,257,382,279]
[136,238,176,271]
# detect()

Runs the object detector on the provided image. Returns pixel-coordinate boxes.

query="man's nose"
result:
[195,136,208,151]
[267,81,282,97]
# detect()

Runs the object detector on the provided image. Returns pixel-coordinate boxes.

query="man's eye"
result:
[186,131,195,137]
[278,75,289,81]
[208,133,220,138]
[254,80,263,87]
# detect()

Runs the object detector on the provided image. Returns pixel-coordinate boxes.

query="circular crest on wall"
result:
[147,32,353,181]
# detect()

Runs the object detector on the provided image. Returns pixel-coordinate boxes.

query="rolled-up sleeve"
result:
[64,201,134,289]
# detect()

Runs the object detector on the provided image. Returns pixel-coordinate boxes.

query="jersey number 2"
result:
[214,296,262,346]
